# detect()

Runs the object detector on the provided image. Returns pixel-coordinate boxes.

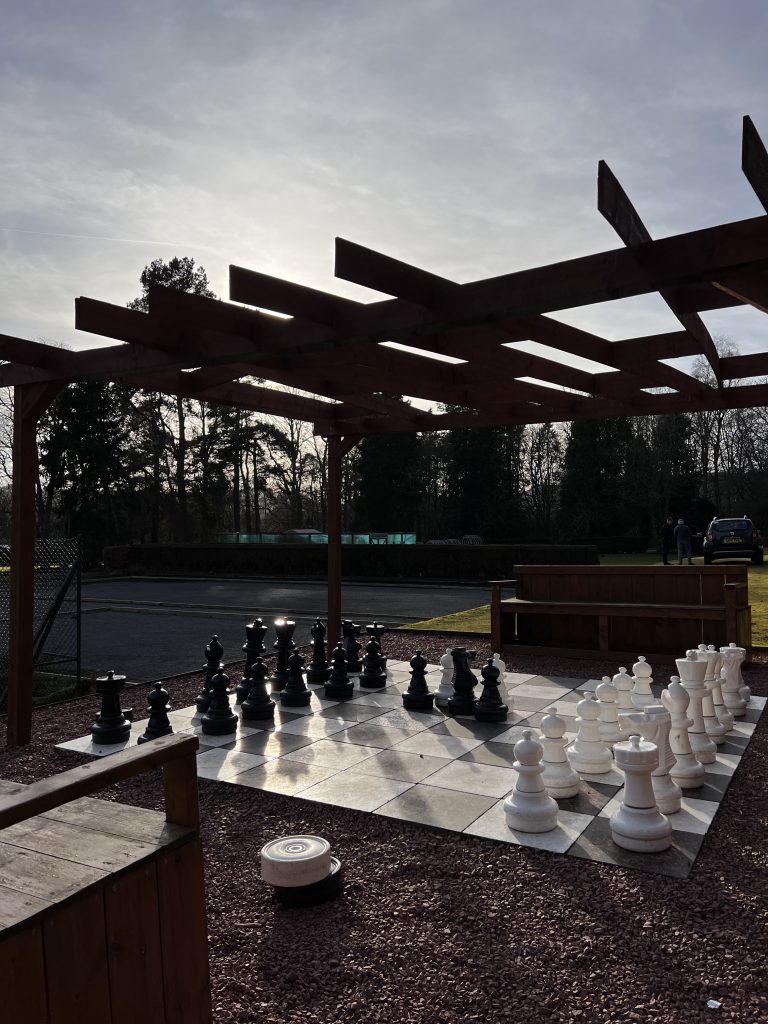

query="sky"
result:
[2,0,768,377]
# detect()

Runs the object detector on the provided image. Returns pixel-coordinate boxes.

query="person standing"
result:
[661,516,675,565]
[674,518,693,565]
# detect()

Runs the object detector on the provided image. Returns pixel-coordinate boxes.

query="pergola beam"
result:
[597,160,721,381]
[742,115,768,213]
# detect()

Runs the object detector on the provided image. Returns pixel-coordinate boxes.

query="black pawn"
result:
[270,617,296,691]
[138,682,174,743]
[307,618,332,684]
[92,670,131,744]
[447,647,479,717]
[359,638,387,689]
[241,657,276,721]
[201,666,238,736]
[341,620,363,673]
[280,650,312,707]
[236,620,264,703]
[196,634,224,713]
[366,622,388,671]
[474,658,509,723]
[325,644,354,699]
[402,651,434,711]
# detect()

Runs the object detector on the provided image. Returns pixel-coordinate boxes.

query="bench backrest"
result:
[513,564,749,606]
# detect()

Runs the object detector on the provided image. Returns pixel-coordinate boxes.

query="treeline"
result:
[1,258,767,564]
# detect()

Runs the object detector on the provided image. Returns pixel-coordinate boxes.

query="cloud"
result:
[1,0,767,360]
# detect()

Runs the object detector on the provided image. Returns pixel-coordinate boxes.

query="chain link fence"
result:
[0,536,82,711]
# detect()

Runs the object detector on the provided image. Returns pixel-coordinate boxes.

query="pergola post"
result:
[326,435,359,647]
[7,382,62,747]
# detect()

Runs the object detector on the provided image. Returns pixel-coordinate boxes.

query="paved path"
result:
[81,577,488,684]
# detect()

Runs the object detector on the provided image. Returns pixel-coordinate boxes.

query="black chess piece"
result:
[359,638,387,689]
[474,658,509,723]
[365,622,388,671]
[92,670,132,744]
[201,666,239,736]
[241,657,276,721]
[137,682,174,743]
[447,647,479,717]
[196,634,224,713]
[270,618,296,691]
[402,650,434,711]
[236,620,266,703]
[306,618,332,684]
[281,650,312,707]
[340,620,363,673]
[325,643,354,699]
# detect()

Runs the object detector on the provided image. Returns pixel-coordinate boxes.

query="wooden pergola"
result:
[3,116,768,746]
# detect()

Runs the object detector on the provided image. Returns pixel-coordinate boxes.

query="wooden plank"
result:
[710,269,768,315]
[105,862,166,1024]
[44,888,112,1024]
[742,114,768,213]
[157,841,212,1024]
[720,352,768,380]
[0,842,106,903]
[43,797,192,846]
[0,883,52,930]
[0,924,49,1024]
[0,815,161,872]
[0,734,199,829]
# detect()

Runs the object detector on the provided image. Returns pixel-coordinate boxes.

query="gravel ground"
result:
[2,633,768,1024]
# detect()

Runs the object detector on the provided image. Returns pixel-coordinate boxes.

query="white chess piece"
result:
[626,705,682,814]
[595,676,623,745]
[434,649,455,707]
[696,645,727,745]
[612,666,634,738]
[540,707,581,799]
[719,646,747,717]
[504,730,559,833]
[492,652,507,682]
[567,692,614,774]
[675,650,717,764]
[720,643,753,708]
[661,676,706,789]
[630,656,655,709]
[610,735,672,853]
[712,667,734,733]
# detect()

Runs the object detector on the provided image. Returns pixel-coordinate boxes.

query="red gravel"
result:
[2,634,767,1024]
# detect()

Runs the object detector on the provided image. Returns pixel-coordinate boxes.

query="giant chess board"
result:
[57,662,765,878]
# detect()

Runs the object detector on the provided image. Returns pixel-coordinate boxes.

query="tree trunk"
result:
[176,395,189,541]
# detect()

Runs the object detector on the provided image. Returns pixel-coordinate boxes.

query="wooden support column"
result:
[7,382,62,747]
[326,435,359,646]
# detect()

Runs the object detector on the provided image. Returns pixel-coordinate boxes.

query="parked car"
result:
[702,516,764,565]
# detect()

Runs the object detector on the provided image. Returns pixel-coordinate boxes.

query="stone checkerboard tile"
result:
[57,661,766,878]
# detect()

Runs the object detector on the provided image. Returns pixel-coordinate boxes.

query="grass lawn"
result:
[401,555,768,646]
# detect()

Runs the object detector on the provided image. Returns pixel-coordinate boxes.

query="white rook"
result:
[610,736,672,853]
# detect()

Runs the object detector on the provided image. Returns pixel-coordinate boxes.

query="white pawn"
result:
[434,648,454,707]
[612,666,634,738]
[567,692,614,775]
[504,729,559,833]
[712,667,734,734]
[492,652,507,682]
[540,707,581,799]
[697,645,727,746]
[661,676,706,789]
[675,651,717,764]
[595,676,622,745]
[719,645,748,717]
[625,705,681,814]
[631,655,655,709]
[610,736,672,853]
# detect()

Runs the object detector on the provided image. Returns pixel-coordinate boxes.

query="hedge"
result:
[102,542,599,580]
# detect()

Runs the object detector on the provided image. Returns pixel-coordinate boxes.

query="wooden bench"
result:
[490,564,752,662]
[0,733,212,1024]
